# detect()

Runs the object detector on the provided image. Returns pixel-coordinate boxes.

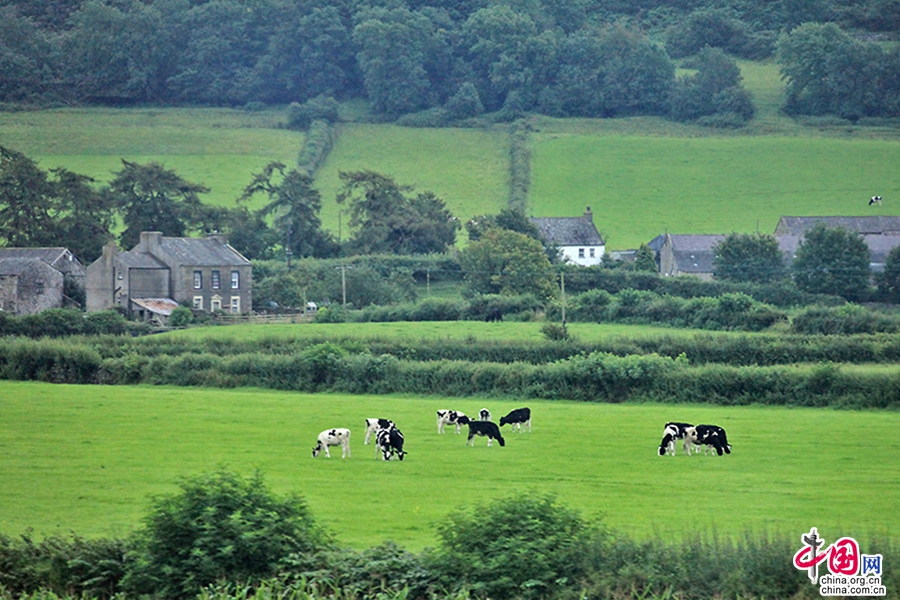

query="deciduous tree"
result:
[459,227,556,298]
[714,232,786,283]
[792,224,871,301]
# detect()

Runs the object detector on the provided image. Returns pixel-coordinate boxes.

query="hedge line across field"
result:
[3,339,898,409]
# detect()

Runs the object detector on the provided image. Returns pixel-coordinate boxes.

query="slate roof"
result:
[159,237,251,266]
[117,252,167,269]
[0,248,72,265]
[665,234,726,274]
[0,257,45,276]
[774,216,900,236]
[530,216,604,246]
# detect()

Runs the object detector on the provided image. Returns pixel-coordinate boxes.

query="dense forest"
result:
[3,0,900,123]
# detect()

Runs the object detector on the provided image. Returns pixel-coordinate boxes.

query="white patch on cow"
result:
[436,409,466,434]
[312,428,351,458]
[364,418,395,445]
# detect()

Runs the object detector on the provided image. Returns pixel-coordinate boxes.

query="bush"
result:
[432,492,595,600]
[285,95,339,130]
[168,306,193,328]
[124,469,331,599]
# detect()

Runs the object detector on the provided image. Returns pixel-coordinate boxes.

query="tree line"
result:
[3,0,900,123]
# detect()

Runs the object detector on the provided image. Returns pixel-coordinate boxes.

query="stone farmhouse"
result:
[86,232,252,321]
[530,207,605,266]
[0,248,86,315]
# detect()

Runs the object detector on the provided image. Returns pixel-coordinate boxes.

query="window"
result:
[193,296,203,310]
[211,295,222,312]
[193,270,202,289]
[589,248,595,258]
[230,296,240,313]
[231,270,240,289]
[211,270,221,290]
[578,248,585,259]
[35,281,44,294]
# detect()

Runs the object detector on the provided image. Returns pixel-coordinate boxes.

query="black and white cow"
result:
[376,426,406,461]
[437,409,467,434]
[364,418,395,445]
[870,195,883,206]
[312,428,351,458]
[688,424,731,456]
[479,408,492,421]
[499,407,531,432]
[658,422,694,456]
[458,416,505,447]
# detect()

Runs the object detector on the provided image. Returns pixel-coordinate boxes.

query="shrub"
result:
[432,492,594,600]
[124,469,331,599]
[168,306,194,328]
[83,310,127,335]
[285,95,339,130]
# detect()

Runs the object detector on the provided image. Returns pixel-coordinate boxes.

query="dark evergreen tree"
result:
[337,170,459,255]
[0,146,59,247]
[52,167,115,263]
[107,160,208,249]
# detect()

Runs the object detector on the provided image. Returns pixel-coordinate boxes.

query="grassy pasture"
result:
[530,135,900,250]
[1,380,897,552]
[161,320,723,343]
[314,124,510,242]
[0,108,302,209]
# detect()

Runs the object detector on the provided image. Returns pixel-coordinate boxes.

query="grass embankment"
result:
[1,380,897,551]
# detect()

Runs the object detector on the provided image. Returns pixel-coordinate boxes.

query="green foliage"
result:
[670,47,754,125]
[337,171,459,255]
[296,120,337,177]
[168,306,194,328]
[792,224,872,301]
[286,96,340,130]
[0,146,59,247]
[791,304,900,334]
[125,469,330,599]
[878,243,900,302]
[633,244,657,272]
[459,229,556,298]
[107,160,209,250]
[433,492,594,600]
[713,232,786,283]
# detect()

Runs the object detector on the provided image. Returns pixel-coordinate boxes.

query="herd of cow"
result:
[657,421,732,456]
[311,411,731,460]
[311,407,533,460]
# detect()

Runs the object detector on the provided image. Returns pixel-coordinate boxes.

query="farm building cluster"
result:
[1,212,898,318]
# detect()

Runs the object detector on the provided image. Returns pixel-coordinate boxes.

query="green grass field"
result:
[314,124,510,243]
[162,321,717,343]
[1,380,897,551]
[0,108,302,209]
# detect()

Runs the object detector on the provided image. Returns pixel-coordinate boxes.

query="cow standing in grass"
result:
[437,409,466,434]
[312,428,351,458]
[658,422,694,456]
[458,416,505,447]
[688,425,731,456]
[499,407,531,432]
[364,418,395,445]
[376,426,406,460]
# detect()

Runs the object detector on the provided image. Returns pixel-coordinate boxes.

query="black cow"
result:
[376,426,406,461]
[689,424,731,456]
[658,421,694,456]
[485,308,503,322]
[499,407,531,432]
[458,416,505,447]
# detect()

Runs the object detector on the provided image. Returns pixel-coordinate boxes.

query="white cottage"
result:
[530,207,605,266]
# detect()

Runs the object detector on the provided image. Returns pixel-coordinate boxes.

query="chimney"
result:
[207,232,228,246]
[140,231,162,255]
[584,206,593,221]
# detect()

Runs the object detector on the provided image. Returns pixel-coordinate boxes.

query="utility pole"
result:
[336,265,347,307]
[426,268,431,296]
[285,219,293,270]
[560,270,566,330]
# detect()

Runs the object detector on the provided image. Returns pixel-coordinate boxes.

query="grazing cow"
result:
[376,426,406,461]
[688,424,732,456]
[458,416,505,447]
[485,308,503,322]
[870,195,883,206]
[479,408,492,421]
[312,428,351,458]
[499,407,531,432]
[364,418,395,445]
[658,422,694,456]
[437,409,467,434]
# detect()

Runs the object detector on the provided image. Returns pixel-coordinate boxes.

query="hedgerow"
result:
[1,479,896,600]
